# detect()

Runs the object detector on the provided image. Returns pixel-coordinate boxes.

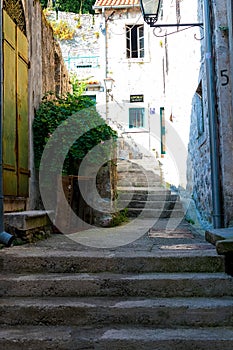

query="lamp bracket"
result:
[152,23,203,38]
[151,23,203,28]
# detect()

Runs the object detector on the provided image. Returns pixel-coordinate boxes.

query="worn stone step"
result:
[126,208,184,218]
[118,192,179,202]
[1,296,233,327]
[117,160,160,170]
[117,172,161,180]
[1,326,233,350]
[0,272,232,297]
[117,174,162,182]
[0,251,224,273]
[117,200,183,210]
[118,180,163,187]
[0,325,87,350]
[94,327,233,350]
[117,187,172,195]
[117,164,144,172]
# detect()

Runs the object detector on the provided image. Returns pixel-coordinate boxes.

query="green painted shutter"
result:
[3,10,29,197]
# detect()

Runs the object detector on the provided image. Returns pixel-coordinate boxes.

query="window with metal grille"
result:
[126,25,144,58]
[129,108,145,128]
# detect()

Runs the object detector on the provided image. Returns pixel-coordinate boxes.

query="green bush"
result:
[33,92,117,175]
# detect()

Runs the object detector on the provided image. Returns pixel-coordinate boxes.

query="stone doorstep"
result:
[1,326,233,349]
[205,227,233,255]
[4,210,53,231]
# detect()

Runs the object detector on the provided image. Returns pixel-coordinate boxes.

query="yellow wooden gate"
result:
[2,10,29,198]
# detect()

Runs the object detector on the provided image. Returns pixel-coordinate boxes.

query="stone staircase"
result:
[1,155,233,348]
[0,231,233,349]
[116,159,184,220]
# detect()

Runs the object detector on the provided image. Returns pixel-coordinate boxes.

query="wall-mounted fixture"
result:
[140,0,203,37]
[104,77,114,92]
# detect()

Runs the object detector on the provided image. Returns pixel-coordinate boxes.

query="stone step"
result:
[118,192,179,202]
[126,208,184,218]
[1,326,233,349]
[92,327,233,349]
[117,180,163,187]
[1,272,232,297]
[117,171,161,179]
[117,173,161,181]
[117,200,183,210]
[1,296,233,327]
[117,164,144,173]
[0,251,224,273]
[117,186,171,194]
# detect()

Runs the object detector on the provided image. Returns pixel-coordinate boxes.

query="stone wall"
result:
[213,0,233,226]
[41,12,71,95]
[24,0,72,209]
[187,0,233,228]
[187,75,213,227]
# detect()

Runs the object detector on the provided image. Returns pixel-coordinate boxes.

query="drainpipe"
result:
[227,0,233,120]
[102,7,107,78]
[0,2,14,246]
[203,0,223,228]
[103,7,108,122]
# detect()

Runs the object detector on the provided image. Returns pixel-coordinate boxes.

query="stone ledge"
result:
[205,228,233,245]
[205,228,233,257]
[216,239,233,255]
[4,211,52,231]
[3,210,53,244]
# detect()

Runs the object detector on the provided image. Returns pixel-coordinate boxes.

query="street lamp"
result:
[104,77,114,92]
[140,0,203,29]
[140,0,162,27]
[104,78,114,123]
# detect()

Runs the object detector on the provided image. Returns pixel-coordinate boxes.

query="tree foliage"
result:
[33,92,117,175]
[40,0,96,14]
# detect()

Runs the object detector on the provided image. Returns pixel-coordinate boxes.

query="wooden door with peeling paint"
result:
[2,8,29,206]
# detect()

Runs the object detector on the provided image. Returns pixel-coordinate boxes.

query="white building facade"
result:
[93,0,201,190]
[51,1,233,229]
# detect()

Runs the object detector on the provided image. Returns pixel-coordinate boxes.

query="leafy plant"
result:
[109,209,129,227]
[40,0,96,14]
[50,19,75,40]
[33,90,117,176]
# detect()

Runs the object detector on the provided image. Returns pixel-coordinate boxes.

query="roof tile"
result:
[94,0,140,8]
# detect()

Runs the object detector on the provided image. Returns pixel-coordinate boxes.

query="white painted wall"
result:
[52,3,201,189]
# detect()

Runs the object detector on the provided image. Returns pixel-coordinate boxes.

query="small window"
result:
[196,81,204,136]
[160,107,166,154]
[126,25,144,59]
[129,108,145,128]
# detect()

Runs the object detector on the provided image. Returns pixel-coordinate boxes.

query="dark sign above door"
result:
[130,94,144,103]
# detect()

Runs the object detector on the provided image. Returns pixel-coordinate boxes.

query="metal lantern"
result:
[104,77,114,92]
[140,0,162,26]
